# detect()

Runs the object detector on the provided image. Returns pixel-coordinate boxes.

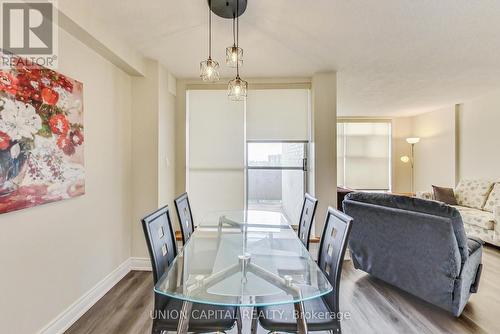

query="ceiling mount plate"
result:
[208,0,247,19]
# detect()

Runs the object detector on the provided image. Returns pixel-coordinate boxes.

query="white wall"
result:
[412,106,456,191]
[392,106,456,193]
[392,94,500,192]
[459,91,500,181]
[392,117,412,193]
[312,72,337,232]
[131,60,177,259]
[0,28,133,334]
[158,69,177,208]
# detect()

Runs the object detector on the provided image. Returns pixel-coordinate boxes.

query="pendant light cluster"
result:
[200,0,247,101]
[199,0,219,82]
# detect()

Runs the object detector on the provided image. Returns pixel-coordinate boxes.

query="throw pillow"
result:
[432,185,458,205]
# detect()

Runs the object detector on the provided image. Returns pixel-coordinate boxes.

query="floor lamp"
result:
[401,137,420,194]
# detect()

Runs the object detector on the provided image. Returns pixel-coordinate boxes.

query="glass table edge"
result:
[152,285,333,308]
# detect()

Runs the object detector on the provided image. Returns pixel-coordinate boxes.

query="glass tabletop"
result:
[198,209,290,228]
[154,210,333,307]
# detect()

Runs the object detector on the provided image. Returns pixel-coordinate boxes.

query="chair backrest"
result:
[174,192,195,245]
[297,193,318,250]
[318,207,353,312]
[141,206,177,284]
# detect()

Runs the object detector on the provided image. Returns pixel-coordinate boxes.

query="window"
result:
[186,88,311,223]
[337,121,391,191]
[247,142,307,225]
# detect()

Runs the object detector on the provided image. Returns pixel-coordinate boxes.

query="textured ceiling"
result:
[85,0,500,116]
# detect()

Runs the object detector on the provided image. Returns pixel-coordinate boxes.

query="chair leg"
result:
[150,321,162,334]
[250,308,258,334]
[236,307,243,334]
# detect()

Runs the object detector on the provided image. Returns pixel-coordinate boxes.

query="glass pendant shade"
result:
[228,76,248,101]
[200,58,220,82]
[226,45,243,67]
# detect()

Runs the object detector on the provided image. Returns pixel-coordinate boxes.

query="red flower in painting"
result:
[55,75,74,93]
[69,129,84,146]
[49,114,70,135]
[57,135,75,155]
[0,131,11,150]
[15,72,42,106]
[0,71,18,95]
[41,87,59,105]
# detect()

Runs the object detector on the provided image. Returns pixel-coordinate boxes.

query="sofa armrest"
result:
[416,191,434,200]
[494,206,500,224]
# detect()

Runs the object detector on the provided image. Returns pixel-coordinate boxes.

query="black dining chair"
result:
[141,206,239,334]
[297,193,318,250]
[174,192,195,245]
[255,207,353,333]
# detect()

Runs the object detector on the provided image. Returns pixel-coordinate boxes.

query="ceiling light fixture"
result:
[200,0,220,82]
[226,14,243,68]
[227,0,247,101]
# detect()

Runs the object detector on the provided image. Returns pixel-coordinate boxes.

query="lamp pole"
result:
[405,137,420,195]
[410,143,415,194]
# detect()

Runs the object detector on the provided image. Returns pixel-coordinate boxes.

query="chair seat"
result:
[154,295,237,332]
[257,296,340,332]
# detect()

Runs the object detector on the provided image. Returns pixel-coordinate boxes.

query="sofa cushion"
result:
[483,183,500,213]
[454,180,494,210]
[453,206,495,230]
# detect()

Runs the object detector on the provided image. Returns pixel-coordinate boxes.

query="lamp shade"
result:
[406,137,420,144]
[228,76,248,101]
[400,156,410,163]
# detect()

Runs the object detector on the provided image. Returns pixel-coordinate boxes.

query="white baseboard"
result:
[130,257,152,271]
[38,258,133,334]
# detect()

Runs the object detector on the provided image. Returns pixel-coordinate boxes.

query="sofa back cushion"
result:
[483,183,500,213]
[454,179,494,210]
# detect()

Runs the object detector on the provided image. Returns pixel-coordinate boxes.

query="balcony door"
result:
[246,141,308,225]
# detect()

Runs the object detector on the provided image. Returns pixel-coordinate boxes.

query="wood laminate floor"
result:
[66,246,500,334]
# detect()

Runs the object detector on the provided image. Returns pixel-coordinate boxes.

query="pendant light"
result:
[200,0,219,82]
[225,14,243,67]
[228,1,247,101]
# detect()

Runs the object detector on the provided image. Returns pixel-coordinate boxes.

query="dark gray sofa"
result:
[343,192,483,317]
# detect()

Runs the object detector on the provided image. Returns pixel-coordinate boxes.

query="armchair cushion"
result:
[454,179,494,210]
[483,183,500,212]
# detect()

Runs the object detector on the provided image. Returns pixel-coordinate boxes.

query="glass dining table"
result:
[154,210,332,334]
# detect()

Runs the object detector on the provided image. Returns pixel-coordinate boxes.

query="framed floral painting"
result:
[0,52,84,214]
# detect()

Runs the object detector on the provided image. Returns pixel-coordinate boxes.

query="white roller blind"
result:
[187,90,245,221]
[337,122,391,190]
[246,89,309,140]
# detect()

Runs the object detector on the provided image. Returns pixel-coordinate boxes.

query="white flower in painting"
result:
[10,142,20,159]
[0,98,42,140]
[54,86,70,109]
